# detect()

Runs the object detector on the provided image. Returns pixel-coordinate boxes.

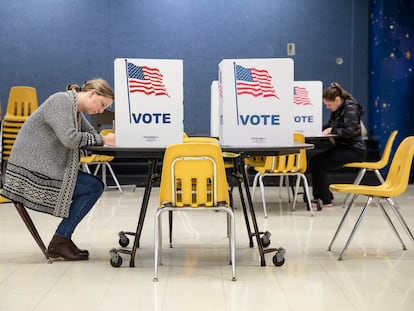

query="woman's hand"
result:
[102,132,115,146]
[322,127,332,136]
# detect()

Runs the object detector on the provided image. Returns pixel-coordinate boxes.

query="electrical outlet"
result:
[287,43,295,56]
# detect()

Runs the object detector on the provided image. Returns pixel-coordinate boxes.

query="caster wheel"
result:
[261,231,271,248]
[109,249,123,267]
[118,231,129,247]
[272,247,286,266]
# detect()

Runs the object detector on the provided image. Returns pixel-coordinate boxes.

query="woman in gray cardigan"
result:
[1,78,115,260]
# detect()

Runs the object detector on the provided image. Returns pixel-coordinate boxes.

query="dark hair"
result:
[322,82,351,101]
[66,78,114,100]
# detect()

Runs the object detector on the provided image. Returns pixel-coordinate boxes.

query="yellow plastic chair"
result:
[252,132,313,217]
[1,87,38,203]
[80,129,123,193]
[1,121,24,161]
[247,155,293,202]
[342,130,398,206]
[4,86,38,122]
[328,136,414,260]
[244,156,266,185]
[153,142,236,282]
[344,130,398,185]
[1,86,38,161]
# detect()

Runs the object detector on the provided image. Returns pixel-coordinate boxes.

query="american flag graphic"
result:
[293,86,312,105]
[127,62,169,97]
[235,64,279,99]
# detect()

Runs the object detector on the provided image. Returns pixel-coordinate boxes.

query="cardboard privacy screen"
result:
[114,58,183,147]
[210,80,219,137]
[218,58,294,146]
[292,81,323,136]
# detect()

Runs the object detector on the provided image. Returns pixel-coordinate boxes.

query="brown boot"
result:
[47,234,89,261]
[68,239,89,256]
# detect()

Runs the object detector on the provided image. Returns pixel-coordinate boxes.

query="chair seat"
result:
[343,161,384,170]
[330,182,405,198]
[80,154,97,163]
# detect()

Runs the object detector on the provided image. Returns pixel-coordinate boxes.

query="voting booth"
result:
[292,81,323,136]
[114,58,183,147]
[218,58,294,146]
[210,80,219,137]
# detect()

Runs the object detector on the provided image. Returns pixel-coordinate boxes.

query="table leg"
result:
[238,154,286,267]
[128,158,159,267]
[109,158,159,268]
[230,157,254,247]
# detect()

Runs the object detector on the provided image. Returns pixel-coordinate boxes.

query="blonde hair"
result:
[66,78,114,100]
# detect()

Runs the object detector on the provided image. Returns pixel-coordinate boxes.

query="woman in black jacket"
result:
[309,82,366,209]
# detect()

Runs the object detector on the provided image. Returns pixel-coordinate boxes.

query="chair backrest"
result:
[183,136,218,143]
[159,143,230,208]
[377,130,398,167]
[6,86,38,117]
[294,132,307,173]
[245,156,266,167]
[382,136,414,197]
[263,132,305,173]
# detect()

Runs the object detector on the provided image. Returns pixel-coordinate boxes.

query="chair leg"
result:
[14,202,52,263]
[153,208,163,282]
[386,197,414,243]
[93,163,102,176]
[225,208,237,281]
[258,175,268,218]
[291,175,300,211]
[328,194,357,251]
[251,172,260,199]
[105,163,123,193]
[374,169,385,184]
[299,174,314,216]
[375,199,407,250]
[168,211,173,247]
[81,163,91,174]
[337,196,372,260]
[244,164,251,186]
[285,176,292,202]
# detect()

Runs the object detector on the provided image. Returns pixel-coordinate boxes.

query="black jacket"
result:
[323,98,366,151]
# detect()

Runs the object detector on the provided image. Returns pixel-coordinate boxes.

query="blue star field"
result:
[370,0,414,154]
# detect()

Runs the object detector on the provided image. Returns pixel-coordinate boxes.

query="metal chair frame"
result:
[328,136,414,260]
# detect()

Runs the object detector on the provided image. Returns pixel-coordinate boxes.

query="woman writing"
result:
[1,78,115,260]
[309,82,366,209]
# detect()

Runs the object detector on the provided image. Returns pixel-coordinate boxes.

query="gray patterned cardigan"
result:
[1,90,104,218]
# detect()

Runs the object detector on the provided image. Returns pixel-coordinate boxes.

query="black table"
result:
[86,146,165,267]
[221,143,314,266]
[305,135,337,146]
[85,143,314,267]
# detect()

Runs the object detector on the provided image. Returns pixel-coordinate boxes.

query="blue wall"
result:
[0,0,369,136]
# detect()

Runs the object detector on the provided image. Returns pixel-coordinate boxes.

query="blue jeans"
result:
[56,171,104,238]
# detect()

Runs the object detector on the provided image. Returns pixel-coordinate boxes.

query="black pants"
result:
[309,146,365,204]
